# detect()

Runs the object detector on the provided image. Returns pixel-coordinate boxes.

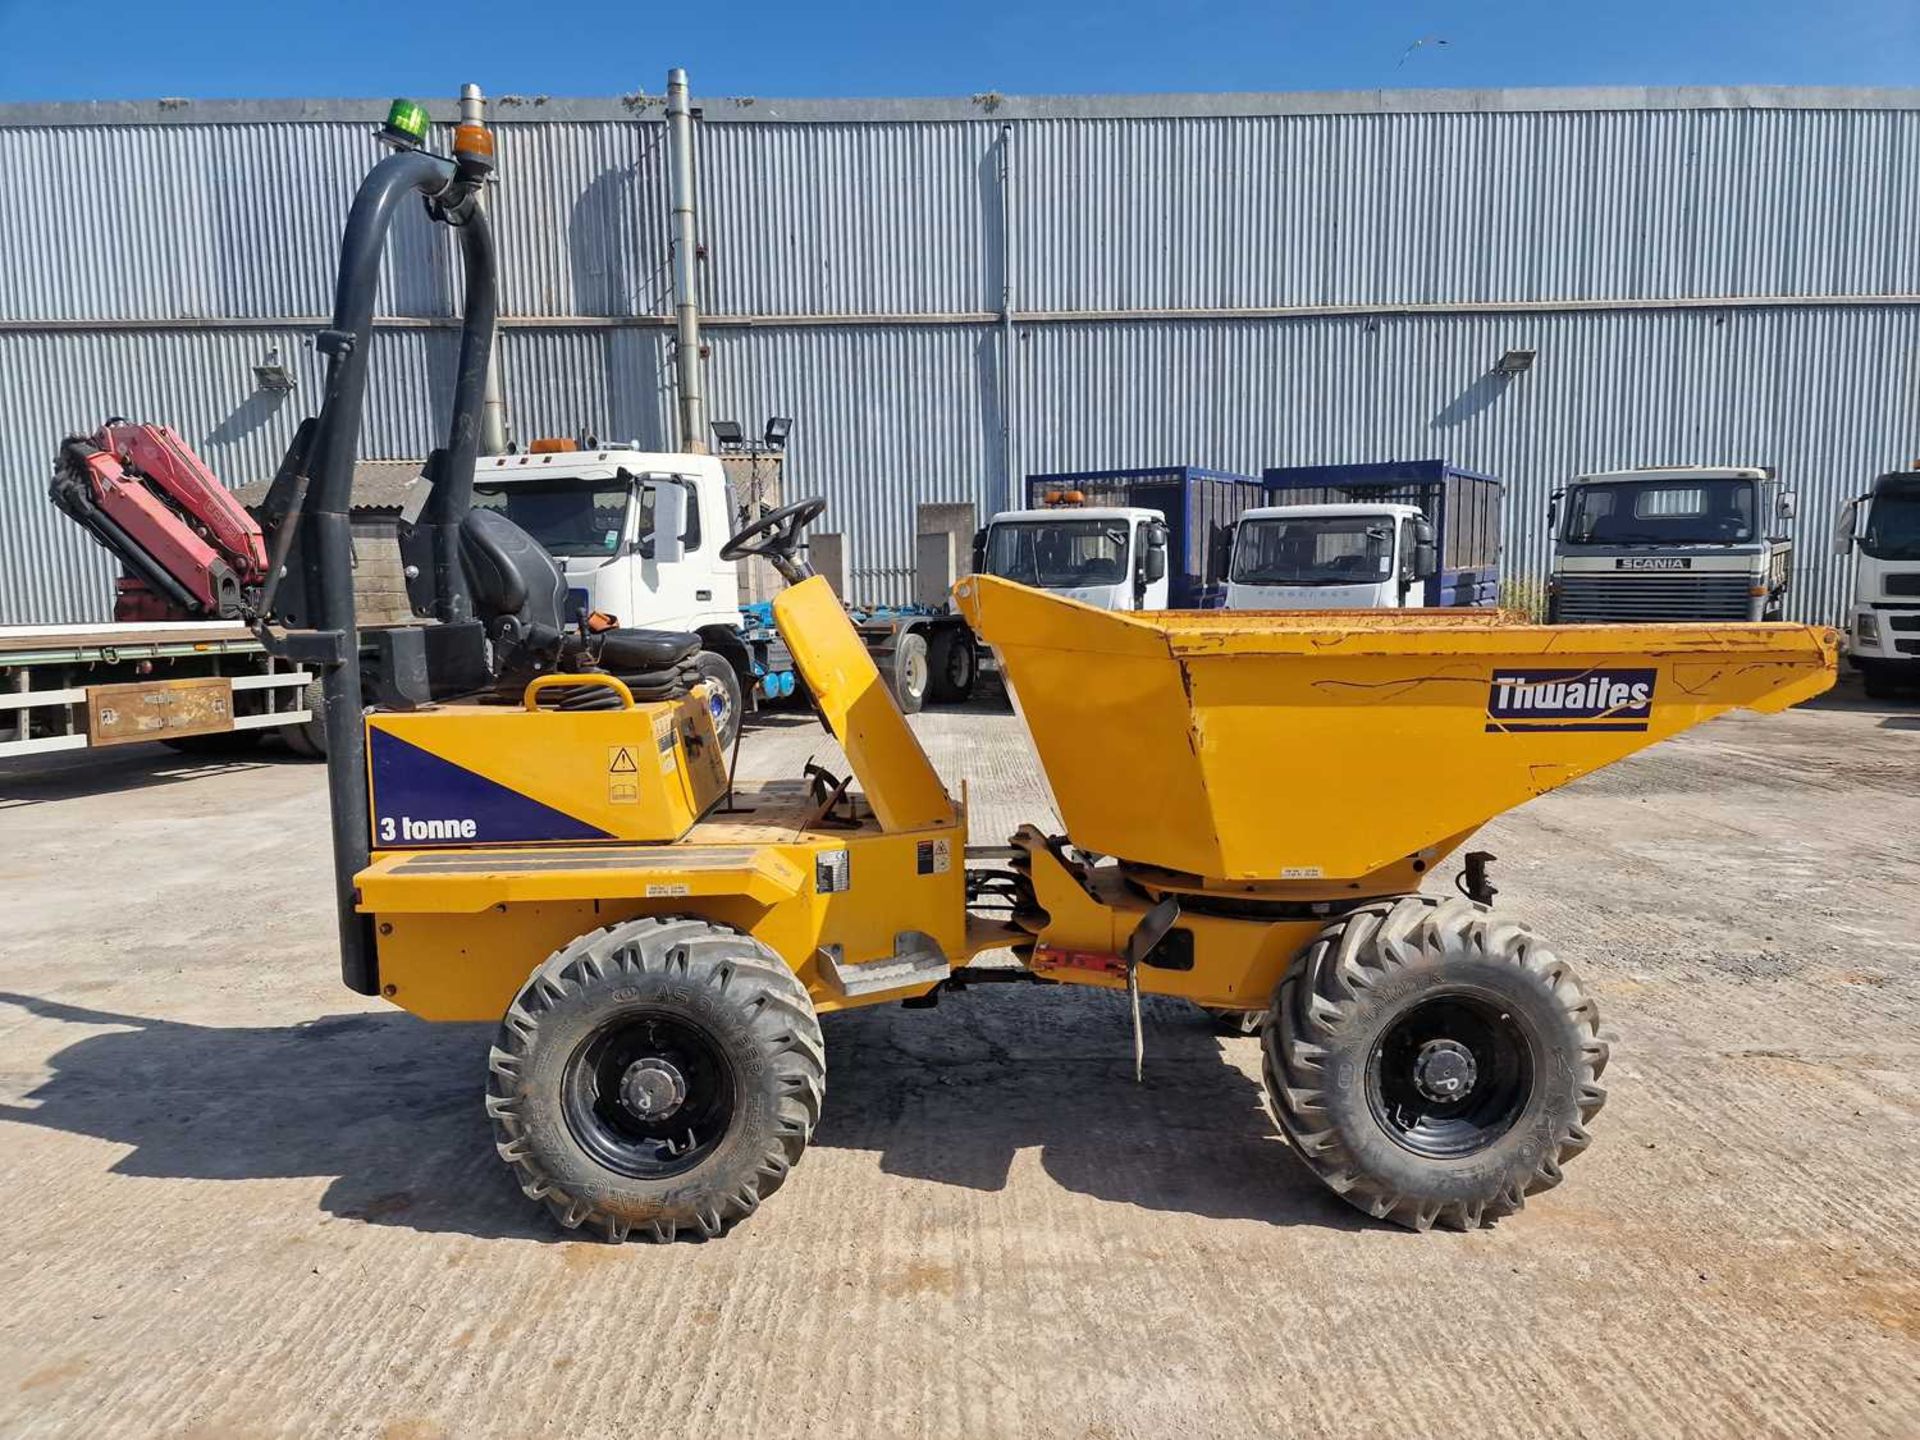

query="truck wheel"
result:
[1262,895,1607,1231]
[891,632,929,715]
[929,629,977,703]
[279,678,327,758]
[691,651,743,750]
[487,917,825,1242]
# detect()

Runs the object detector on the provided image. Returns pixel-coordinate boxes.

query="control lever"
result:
[1123,896,1182,1082]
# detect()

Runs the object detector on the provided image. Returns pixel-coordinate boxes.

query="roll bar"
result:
[269,127,497,995]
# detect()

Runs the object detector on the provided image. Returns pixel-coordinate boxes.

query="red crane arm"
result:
[95,422,270,582]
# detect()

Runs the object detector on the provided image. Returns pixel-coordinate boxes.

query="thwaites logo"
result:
[1486,668,1656,733]
[1615,556,1691,570]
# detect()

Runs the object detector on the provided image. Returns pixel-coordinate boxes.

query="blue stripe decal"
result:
[370,728,613,847]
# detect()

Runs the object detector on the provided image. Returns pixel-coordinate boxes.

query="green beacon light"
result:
[380,99,431,151]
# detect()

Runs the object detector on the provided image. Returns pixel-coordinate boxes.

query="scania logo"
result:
[1615,557,1691,570]
[1487,668,1656,733]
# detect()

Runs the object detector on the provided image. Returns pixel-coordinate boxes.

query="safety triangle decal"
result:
[370,728,613,846]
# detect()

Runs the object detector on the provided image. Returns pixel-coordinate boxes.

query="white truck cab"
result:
[975,504,1171,611]
[1834,467,1920,699]
[1225,503,1437,610]
[471,447,742,634]
[468,443,975,725]
[1546,466,1794,622]
[470,446,755,740]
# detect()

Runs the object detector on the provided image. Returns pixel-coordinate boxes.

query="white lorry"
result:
[1546,466,1795,623]
[1224,503,1439,610]
[471,444,975,730]
[1833,466,1920,699]
[972,504,1172,611]
[471,446,757,741]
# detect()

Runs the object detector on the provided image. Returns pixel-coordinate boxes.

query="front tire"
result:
[487,917,825,1242]
[1263,895,1607,1231]
[891,631,930,715]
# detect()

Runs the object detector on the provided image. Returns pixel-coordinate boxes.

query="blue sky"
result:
[1,0,1916,102]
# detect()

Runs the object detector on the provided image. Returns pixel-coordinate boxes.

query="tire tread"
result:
[486,916,825,1242]
[1260,895,1608,1232]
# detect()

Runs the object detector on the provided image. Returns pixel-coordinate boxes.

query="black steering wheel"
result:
[720,497,827,585]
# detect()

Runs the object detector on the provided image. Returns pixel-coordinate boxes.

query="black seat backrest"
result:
[461,506,567,635]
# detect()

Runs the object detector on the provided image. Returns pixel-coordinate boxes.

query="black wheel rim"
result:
[1367,989,1535,1159]
[562,1011,737,1179]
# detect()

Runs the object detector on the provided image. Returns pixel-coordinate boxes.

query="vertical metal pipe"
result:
[304,146,462,994]
[667,67,709,453]
[425,213,497,626]
[998,123,1017,513]
[461,82,511,456]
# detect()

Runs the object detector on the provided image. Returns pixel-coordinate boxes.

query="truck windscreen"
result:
[472,477,632,557]
[1862,483,1920,561]
[985,519,1129,588]
[1232,516,1393,586]
[1564,479,1755,545]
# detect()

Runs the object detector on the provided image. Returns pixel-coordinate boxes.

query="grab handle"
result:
[521,673,636,711]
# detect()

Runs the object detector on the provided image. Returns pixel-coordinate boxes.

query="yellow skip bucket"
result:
[955,576,1837,886]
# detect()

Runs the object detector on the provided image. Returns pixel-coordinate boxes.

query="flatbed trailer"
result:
[0,622,314,761]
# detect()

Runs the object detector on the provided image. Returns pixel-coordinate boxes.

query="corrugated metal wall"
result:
[3,91,1918,623]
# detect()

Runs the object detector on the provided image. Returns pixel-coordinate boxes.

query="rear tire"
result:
[928,629,977,703]
[1262,895,1607,1231]
[279,678,327,758]
[487,917,824,1242]
[891,632,929,715]
[691,651,744,750]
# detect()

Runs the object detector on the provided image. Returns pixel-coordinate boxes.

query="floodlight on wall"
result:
[1493,349,1536,376]
[764,416,794,450]
[710,419,745,450]
[254,346,296,394]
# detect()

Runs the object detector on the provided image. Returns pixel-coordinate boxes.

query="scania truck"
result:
[1546,466,1794,623]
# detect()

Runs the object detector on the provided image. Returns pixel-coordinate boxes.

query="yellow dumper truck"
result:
[258,107,1837,1241]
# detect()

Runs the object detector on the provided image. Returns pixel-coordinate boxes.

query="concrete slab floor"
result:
[0,683,1914,1439]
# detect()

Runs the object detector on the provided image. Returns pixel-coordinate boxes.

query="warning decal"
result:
[608,745,641,805]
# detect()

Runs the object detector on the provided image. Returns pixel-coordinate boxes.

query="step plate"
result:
[817,932,951,998]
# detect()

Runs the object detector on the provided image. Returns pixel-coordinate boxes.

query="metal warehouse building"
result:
[3,82,1919,624]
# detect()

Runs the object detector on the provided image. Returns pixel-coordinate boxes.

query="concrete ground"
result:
[0,681,1915,1439]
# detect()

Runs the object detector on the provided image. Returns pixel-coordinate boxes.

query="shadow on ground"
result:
[0,744,310,808]
[0,983,1350,1242]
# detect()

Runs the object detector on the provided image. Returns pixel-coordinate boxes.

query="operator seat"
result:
[458,507,700,704]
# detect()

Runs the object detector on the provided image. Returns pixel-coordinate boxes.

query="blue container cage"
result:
[1258,459,1505,608]
[1024,466,1266,608]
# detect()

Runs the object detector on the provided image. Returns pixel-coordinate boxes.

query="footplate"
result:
[815,931,951,999]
